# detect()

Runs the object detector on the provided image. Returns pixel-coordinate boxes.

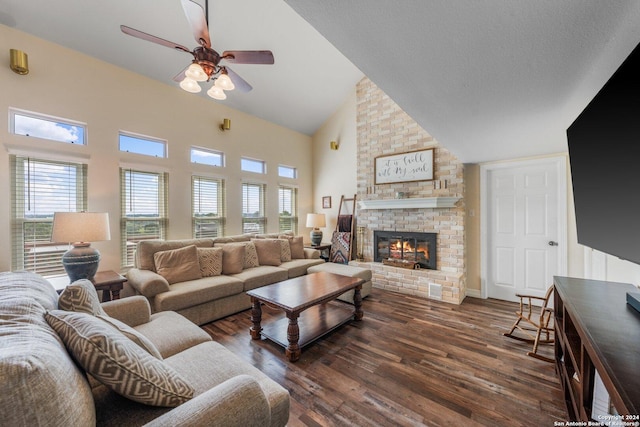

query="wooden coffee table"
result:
[247,271,364,362]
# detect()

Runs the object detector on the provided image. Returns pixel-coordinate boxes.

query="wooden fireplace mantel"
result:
[358,197,461,210]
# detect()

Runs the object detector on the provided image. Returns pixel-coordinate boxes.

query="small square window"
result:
[278,165,297,179]
[119,132,167,158]
[10,109,86,145]
[241,157,266,174]
[191,147,224,167]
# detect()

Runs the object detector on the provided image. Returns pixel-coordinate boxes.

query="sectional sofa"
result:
[125,233,372,325]
[0,271,290,426]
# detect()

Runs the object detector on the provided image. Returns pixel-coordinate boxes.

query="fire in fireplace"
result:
[374,230,437,270]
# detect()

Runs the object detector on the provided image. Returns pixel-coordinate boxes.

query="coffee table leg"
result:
[285,312,301,362]
[354,284,363,321]
[250,297,262,340]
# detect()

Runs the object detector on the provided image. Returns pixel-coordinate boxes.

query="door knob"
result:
[548,241,558,246]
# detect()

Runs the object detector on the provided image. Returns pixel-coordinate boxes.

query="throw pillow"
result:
[58,279,106,316]
[277,239,292,262]
[251,239,282,266]
[215,242,259,269]
[46,310,194,407]
[97,315,163,359]
[279,235,305,259]
[197,247,223,277]
[153,245,202,285]
[220,244,245,274]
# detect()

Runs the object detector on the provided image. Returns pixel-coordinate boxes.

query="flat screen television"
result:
[567,41,640,265]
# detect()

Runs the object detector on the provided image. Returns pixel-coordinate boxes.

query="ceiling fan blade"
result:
[121,25,191,53]
[181,0,211,48]
[172,65,189,82]
[222,50,274,64]
[225,67,252,93]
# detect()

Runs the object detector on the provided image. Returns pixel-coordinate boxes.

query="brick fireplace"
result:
[352,77,466,304]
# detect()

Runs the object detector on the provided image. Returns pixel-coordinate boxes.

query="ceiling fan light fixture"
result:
[215,73,235,91]
[185,62,208,82]
[180,76,202,93]
[207,85,227,100]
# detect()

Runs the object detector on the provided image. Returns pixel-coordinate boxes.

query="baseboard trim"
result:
[465,289,482,299]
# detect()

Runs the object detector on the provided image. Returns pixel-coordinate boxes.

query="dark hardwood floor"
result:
[202,288,566,426]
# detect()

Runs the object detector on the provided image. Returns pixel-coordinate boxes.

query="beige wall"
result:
[0,25,313,273]
[463,164,481,293]
[310,88,357,237]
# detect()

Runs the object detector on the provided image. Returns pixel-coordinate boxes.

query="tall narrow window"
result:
[120,168,168,267]
[10,155,87,276]
[242,182,266,234]
[278,185,298,233]
[192,176,225,238]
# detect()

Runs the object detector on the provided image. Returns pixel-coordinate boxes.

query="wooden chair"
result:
[503,285,555,363]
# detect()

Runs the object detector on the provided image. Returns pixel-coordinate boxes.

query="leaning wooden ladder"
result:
[329,194,357,264]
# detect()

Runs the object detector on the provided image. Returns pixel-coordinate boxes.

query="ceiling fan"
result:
[120,0,274,100]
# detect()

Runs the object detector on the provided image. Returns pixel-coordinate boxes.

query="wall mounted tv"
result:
[568,41,640,264]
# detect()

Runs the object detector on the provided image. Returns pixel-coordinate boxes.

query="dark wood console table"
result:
[553,276,640,421]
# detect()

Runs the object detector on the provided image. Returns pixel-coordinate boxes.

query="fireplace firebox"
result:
[374,230,437,270]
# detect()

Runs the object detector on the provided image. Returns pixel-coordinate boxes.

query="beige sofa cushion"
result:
[197,247,223,277]
[97,314,163,359]
[279,235,305,259]
[136,239,214,272]
[220,244,245,274]
[251,239,282,266]
[154,245,202,285]
[215,242,259,269]
[46,310,194,407]
[58,279,107,316]
[153,276,244,313]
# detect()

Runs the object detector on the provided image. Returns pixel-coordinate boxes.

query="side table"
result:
[305,243,332,261]
[48,270,126,302]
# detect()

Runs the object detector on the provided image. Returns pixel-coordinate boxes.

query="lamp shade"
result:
[52,212,111,243]
[306,213,326,229]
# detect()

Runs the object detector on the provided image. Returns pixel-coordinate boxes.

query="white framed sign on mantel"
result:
[374,148,434,185]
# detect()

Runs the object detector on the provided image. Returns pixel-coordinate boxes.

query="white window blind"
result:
[242,182,266,234]
[120,168,168,267]
[278,185,298,233]
[192,176,225,238]
[10,155,87,276]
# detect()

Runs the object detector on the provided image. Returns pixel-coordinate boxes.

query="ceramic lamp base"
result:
[310,230,323,246]
[62,243,101,282]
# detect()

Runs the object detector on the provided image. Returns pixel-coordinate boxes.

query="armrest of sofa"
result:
[126,268,170,297]
[304,248,320,259]
[144,375,270,427]
[101,296,151,327]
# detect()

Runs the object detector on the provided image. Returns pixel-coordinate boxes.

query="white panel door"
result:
[485,158,566,302]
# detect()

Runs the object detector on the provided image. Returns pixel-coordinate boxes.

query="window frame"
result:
[278,165,298,179]
[120,168,168,268]
[192,175,226,238]
[9,108,87,145]
[241,182,266,234]
[241,157,267,174]
[119,131,168,158]
[190,146,225,167]
[10,155,88,277]
[278,185,298,234]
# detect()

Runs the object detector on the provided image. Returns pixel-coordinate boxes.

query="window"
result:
[10,155,87,277]
[191,147,224,167]
[119,132,167,158]
[192,176,225,238]
[241,157,266,174]
[278,185,298,233]
[10,109,86,145]
[242,182,266,234]
[120,168,168,267]
[278,165,297,179]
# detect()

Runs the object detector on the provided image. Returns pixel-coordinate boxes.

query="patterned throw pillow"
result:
[97,315,163,359]
[197,247,223,277]
[154,245,202,284]
[278,239,292,262]
[58,279,106,316]
[46,310,194,407]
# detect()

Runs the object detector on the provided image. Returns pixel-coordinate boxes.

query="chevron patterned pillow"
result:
[46,310,194,407]
[58,279,106,316]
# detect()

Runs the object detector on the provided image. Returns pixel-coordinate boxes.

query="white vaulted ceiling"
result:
[3,1,640,162]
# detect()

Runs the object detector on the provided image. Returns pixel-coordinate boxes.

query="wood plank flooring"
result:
[202,288,566,426]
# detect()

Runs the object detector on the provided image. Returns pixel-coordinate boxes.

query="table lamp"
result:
[52,212,111,282]
[306,213,326,246]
